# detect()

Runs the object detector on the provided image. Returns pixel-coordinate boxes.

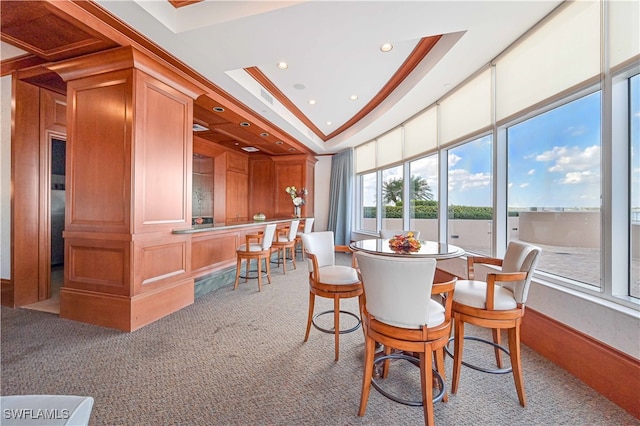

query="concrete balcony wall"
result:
[519,211,600,248]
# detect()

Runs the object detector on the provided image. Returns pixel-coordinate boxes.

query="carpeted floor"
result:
[1,254,638,425]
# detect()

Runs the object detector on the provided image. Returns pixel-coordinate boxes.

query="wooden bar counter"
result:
[174,218,301,296]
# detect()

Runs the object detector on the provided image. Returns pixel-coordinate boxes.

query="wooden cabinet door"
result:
[226,170,248,222]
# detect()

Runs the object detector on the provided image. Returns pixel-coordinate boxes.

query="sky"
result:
[366,78,639,211]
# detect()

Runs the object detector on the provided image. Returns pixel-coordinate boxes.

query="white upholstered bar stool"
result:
[295,217,314,258]
[233,223,277,292]
[355,251,456,426]
[271,220,299,274]
[301,231,364,361]
[449,241,541,407]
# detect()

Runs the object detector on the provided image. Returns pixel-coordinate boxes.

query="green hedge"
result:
[362,205,521,219]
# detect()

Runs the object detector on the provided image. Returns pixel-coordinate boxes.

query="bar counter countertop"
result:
[173,217,303,234]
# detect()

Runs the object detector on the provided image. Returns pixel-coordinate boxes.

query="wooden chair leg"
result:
[509,325,526,407]
[265,256,272,284]
[493,328,503,369]
[290,246,296,270]
[451,317,464,395]
[256,256,263,292]
[233,256,242,290]
[358,335,376,417]
[419,349,435,426]
[434,348,448,402]
[304,292,315,342]
[333,295,340,361]
[282,247,287,274]
[382,345,392,379]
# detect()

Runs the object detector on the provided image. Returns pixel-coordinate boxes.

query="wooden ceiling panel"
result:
[0,1,118,61]
[1,0,313,158]
[193,95,303,156]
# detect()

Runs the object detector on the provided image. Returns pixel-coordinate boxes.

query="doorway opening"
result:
[50,137,66,304]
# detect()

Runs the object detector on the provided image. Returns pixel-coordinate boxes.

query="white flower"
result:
[293,196,304,206]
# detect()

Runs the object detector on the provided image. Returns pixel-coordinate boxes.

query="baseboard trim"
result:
[1,278,14,307]
[522,307,640,419]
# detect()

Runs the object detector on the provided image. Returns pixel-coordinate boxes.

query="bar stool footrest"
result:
[312,310,361,334]
[444,336,512,374]
[371,353,445,406]
[239,269,269,280]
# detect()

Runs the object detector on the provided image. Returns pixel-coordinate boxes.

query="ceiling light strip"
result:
[324,35,442,141]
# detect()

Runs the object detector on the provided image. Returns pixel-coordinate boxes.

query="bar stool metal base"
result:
[239,269,270,281]
[371,353,445,406]
[445,336,513,374]
[311,310,361,334]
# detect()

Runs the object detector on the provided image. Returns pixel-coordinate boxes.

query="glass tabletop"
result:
[349,239,465,259]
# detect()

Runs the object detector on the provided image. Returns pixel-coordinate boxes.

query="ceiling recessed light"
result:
[288,148,296,152]
[308,99,316,105]
[350,95,358,101]
[242,146,260,152]
[213,106,225,112]
[275,141,284,145]
[326,121,332,126]
[193,123,209,132]
[260,132,269,137]
[277,62,288,69]
[240,121,250,127]
[380,43,393,52]
[293,83,305,90]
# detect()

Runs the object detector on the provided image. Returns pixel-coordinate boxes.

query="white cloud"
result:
[448,153,461,167]
[536,145,600,173]
[448,168,491,192]
[520,183,529,188]
[527,169,535,175]
[564,125,587,137]
[560,170,599,184]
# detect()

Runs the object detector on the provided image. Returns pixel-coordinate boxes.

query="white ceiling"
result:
[6,1,564,155]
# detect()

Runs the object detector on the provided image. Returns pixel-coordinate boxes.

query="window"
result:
[359,172,377,233]
[447,135,493,256]
[409,155,438,241]
[507,92,602,287]
[631,74,640,298]
[352,0,638,309]
[381,165,403,232]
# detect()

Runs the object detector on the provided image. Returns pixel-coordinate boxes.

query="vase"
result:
[294,206,301,218]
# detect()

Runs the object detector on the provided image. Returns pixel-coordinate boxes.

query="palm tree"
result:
[382,175,433,205]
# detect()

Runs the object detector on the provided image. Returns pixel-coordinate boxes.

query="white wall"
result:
[313,155,332,232]
[1,75,11,280]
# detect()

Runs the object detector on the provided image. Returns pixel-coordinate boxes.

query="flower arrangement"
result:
[285,186,308,207]
[388,231,422,253]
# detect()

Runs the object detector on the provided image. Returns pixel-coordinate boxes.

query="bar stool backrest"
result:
[261,223,277,250]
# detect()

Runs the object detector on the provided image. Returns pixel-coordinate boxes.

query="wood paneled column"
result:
[49,46,203,331]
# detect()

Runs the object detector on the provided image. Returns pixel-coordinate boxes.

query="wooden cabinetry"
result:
[48,46,203,331]
[226,169,248,222]
[4,82,67,308]
[273,155,317,218]
[248,156,275,218]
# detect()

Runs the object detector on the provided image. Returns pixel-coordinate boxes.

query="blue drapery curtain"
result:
[327,148,353,245]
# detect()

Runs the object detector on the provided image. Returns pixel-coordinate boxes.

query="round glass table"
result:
[349,238,465,260]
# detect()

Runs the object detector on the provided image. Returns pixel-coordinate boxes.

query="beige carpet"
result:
[2,255,638,425]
